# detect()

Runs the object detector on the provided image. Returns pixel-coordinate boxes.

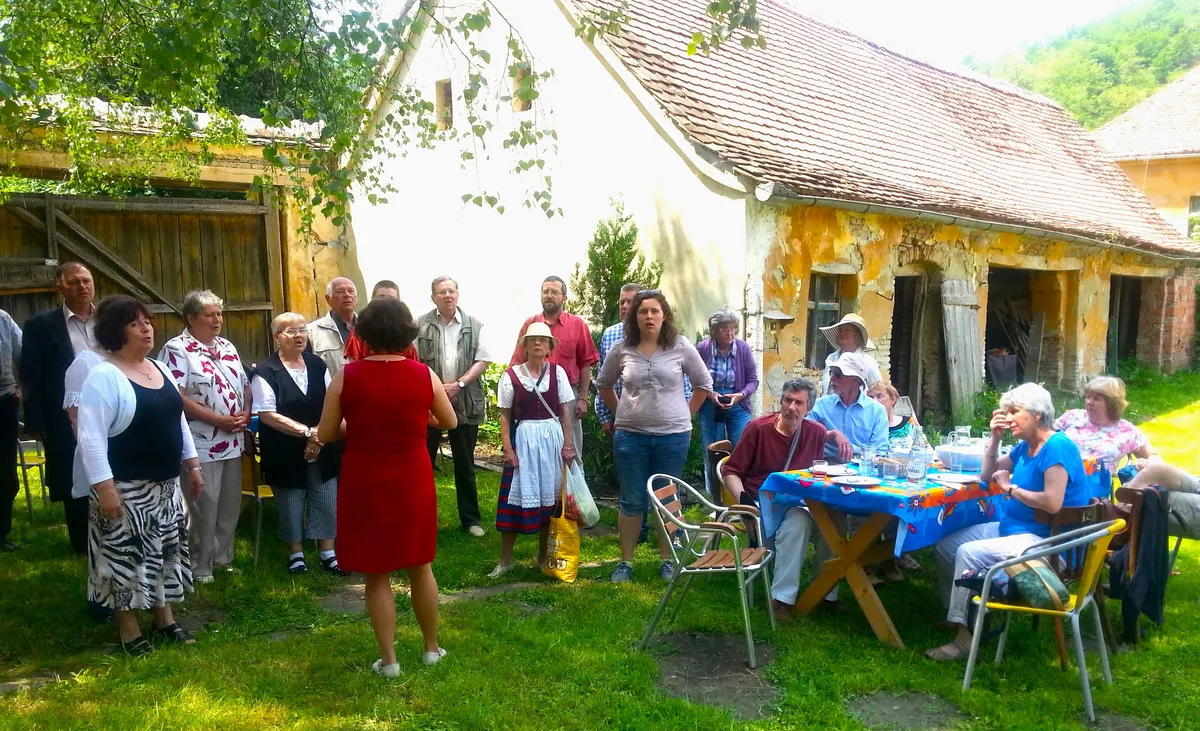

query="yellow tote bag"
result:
[542,469,580,583]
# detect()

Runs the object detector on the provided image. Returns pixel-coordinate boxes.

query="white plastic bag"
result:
[564,461,600,528]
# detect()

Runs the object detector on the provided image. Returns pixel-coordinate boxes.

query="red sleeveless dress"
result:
[336,358,436,573]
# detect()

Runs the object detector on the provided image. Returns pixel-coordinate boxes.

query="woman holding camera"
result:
[695,309,758,499]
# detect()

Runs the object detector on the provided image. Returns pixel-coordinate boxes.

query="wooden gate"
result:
[0,194,284,367]
[940,278,983,423]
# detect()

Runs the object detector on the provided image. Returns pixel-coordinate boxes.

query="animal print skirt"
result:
[88,477,192,611]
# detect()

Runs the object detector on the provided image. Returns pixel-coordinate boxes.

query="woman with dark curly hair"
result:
[317,297,457,678]
[596,290,712,583]
[76,296,204,655]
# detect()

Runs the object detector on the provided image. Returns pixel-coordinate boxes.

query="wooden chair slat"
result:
[654,484,678,501]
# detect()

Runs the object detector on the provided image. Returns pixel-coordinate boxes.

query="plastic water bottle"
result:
[907,426,929,484]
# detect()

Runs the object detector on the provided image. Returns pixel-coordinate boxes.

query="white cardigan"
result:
[77,360,198,487]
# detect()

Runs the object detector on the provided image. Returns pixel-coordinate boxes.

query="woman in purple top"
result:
[694,309,759,499]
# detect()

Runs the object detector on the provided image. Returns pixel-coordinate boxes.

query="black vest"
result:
[254,352,341,490]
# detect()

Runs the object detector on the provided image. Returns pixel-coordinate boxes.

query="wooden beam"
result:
[53,209,181,314]
[9,195,266,216]
[262,187,286,314]
[44,193,57,260]
[4,205,179,314]
[0,257,58,267]
[146,301,273,314]
[0,280,56,294]
[1026,311,1046,383]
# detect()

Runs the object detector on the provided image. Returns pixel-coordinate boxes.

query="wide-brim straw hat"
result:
[820,313,875,351]
[522,321,558,347]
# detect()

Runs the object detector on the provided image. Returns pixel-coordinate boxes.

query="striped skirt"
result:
[496,467,557,535]
[88,477,192,611]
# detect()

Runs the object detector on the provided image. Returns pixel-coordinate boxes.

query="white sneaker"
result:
[467,525,486,537]
[487,563,513,579]
[421,647,447,666]
[195,575,215,585]
[371,659,401,678]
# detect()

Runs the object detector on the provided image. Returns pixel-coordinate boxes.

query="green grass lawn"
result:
[4,372,1200,729]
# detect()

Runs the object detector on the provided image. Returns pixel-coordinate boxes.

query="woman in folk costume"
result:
[490,322,576,578]
[820,313,882,395]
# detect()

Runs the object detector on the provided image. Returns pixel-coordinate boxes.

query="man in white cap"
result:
[807,351,888,461]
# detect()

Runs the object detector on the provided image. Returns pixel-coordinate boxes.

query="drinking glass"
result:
[860,447,876,477]
[881,460,899,482]
[949,446,963,474]
[811,460,829,478]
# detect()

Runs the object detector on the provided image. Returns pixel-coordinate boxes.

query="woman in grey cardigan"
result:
[597,290,712,584]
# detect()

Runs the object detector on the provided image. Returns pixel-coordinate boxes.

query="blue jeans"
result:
[612,430,691,517]
[698,398,752,498]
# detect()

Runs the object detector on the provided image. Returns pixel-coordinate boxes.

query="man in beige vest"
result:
[308,277,358,375]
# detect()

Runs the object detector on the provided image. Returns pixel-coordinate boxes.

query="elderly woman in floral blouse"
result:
[159,290,252,584]
[1054,376,1159,473]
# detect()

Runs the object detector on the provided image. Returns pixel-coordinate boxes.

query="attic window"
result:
[435,79,453,131]
[512,67,532,113]
[1189,196,1200,240]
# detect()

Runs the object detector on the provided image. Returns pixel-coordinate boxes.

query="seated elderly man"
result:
[1122,462,1200,541]
[926,383,1090,661]
[807,351,889,461]
[722,378,827,620]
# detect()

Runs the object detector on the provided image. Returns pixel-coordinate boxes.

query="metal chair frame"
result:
[241,432,272,566]
[963,519,1125,723]
[639,473,775,667]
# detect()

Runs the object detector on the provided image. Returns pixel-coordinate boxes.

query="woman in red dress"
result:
[318,298,457,678]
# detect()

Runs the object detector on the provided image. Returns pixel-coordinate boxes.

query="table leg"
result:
[794,504,906,649]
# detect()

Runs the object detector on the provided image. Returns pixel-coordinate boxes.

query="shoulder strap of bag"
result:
[783,421,805,471]
[1014,560,1066,611]
[527,365,562,426]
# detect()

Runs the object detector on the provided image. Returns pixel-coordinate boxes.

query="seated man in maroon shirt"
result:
[722,378,828,620]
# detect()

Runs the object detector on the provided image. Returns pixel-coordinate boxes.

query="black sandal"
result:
[120,635,154,656]
[149,622,195,645]
[288,555,308,575]
[320,555,351,576]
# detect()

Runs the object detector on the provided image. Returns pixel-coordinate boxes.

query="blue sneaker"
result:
[611,561,634,582]
[660,560,676,582]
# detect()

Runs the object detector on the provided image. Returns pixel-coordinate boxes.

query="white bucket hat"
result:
[819,313,875,351]
[522,321,558,347]
[829,351,871,387]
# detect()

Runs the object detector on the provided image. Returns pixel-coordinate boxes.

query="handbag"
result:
[1003,559,1070,610]
[542,471,580,583]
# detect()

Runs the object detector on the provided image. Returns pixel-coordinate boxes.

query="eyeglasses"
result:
[434,288,457,296]
[280,327,306,336]
[637,289,661,297]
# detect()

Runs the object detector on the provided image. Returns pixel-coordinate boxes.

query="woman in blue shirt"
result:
[926,383,1090,661]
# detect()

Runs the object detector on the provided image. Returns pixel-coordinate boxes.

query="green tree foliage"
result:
[966,0,1200,129]
[568,201,664,329]
[0,0,762,232]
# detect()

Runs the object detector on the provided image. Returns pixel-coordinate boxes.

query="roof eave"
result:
[754,181,1200,263]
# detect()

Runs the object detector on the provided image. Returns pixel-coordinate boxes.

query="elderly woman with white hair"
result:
[926,382,1091,661]
[159,289,252,584]
[251,313,347,575]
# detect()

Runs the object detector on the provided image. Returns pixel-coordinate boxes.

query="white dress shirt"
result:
[435,309,493,383]
[62,303,97,356]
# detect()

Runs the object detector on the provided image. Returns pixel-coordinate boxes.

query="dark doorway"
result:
[890,275,923,399]
[1107,276,1142,372]
[985,267,1032,387]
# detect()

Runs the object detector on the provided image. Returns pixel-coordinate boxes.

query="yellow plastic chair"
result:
[963,519,1126,723]
[17,426,47,520]
[241,432,274,566]
[639,474,774,667]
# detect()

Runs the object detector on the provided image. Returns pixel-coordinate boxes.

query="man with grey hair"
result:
[308,277,359,375]
[722,378,829,620]
[21,261,97,556]
[417,275,493,536]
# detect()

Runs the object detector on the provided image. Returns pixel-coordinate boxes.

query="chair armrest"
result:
[720,504,761,518]
[978,525,1114,604]
[700,521,739,537]
[1018,520,1120,555]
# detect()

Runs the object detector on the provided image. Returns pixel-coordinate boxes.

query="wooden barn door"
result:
[0,194,283,367]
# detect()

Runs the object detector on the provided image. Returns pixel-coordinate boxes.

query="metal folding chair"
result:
[963,519,1126,723]
[639,474,775,667]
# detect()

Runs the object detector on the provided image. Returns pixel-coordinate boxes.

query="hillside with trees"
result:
[967,0,1200,129]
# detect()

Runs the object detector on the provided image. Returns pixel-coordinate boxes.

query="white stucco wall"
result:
[350,0,748,346]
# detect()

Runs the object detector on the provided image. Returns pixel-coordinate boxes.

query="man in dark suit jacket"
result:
[21,262,96,556]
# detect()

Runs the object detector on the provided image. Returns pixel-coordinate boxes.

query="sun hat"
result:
[522,321,558,347]
[819,313,875,351]
[828,351,871,387]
